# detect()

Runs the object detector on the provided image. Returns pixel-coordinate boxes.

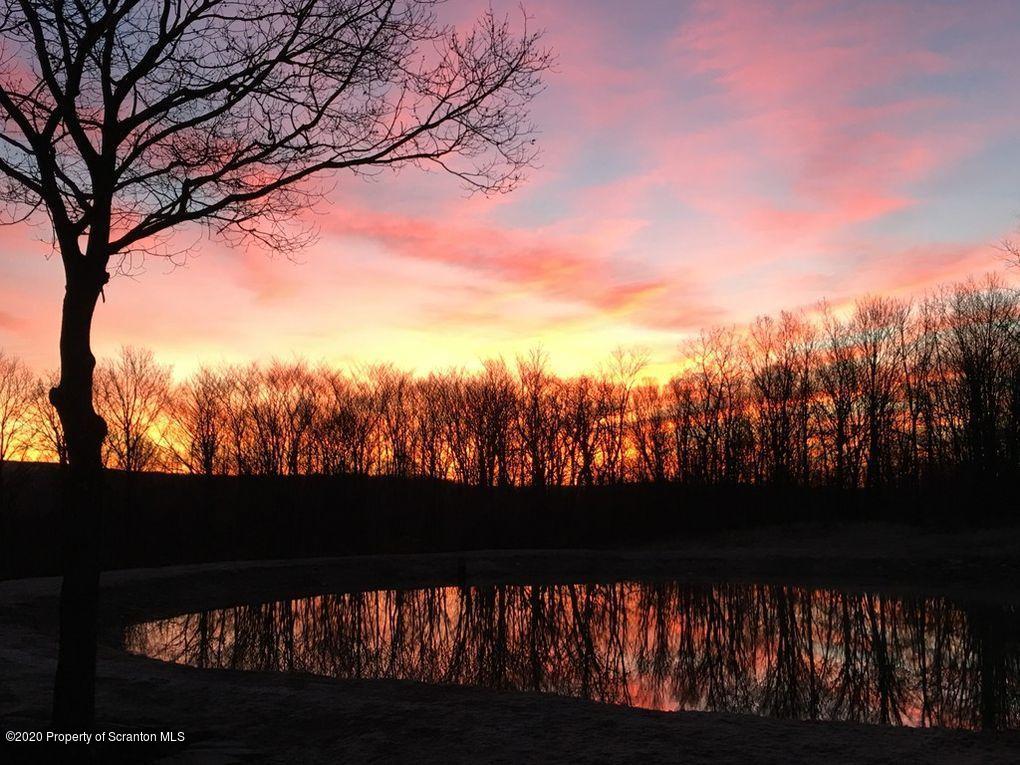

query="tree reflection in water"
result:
[123,582,1019,730]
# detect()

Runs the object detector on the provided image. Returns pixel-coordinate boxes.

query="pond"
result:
[123,581,1020,730]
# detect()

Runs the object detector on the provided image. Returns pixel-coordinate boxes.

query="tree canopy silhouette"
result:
[0,0,550,727]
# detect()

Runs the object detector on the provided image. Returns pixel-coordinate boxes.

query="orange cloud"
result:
[320,205,711,326]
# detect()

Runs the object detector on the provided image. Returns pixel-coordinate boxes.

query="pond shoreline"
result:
[3,522,1020,763]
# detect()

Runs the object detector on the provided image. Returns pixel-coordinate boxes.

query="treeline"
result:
[2,275,1020,492]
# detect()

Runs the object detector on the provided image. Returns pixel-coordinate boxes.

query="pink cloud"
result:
[325,207,650,305]
[669,2,971,233]
[0,308,25,332]
[318,203,723,332]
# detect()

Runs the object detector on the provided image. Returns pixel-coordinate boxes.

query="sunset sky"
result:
[2,0,1020,379]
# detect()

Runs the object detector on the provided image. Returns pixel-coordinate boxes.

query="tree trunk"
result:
[50,267,108,729]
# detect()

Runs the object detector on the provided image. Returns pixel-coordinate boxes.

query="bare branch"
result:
[0,0,551,268]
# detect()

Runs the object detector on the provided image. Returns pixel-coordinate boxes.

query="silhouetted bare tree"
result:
[0,350,34,483]
[0,351,33,577]
[516,349,559,488]
[95,346,170,472]
[31,370,68,466]
[815,304,863,489]
[166,366,227,475]
[0,0,549,726]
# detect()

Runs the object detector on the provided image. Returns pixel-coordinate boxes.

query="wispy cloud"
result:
[2,0,1020,374]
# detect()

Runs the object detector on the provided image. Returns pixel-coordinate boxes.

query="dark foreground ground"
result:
[3,461,1009,579]
[2,522,1020,763]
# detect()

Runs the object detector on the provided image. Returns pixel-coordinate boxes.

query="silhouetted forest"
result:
[124,581,1020,730]
[2,276,1018,577]
[3,275,1020,492]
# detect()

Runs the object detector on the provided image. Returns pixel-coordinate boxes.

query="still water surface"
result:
[124,581,1019,730]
